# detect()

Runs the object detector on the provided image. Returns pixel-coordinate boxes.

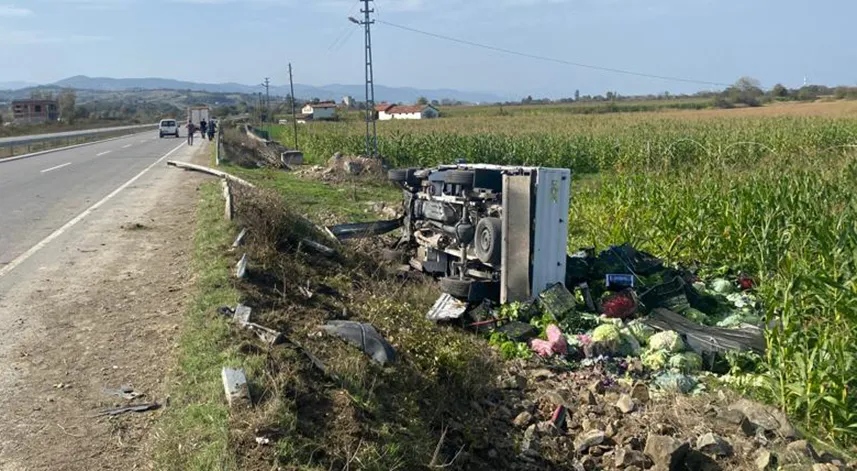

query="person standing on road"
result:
[186,120,195,146]
[200,119,208,140]
[207,119,216,141]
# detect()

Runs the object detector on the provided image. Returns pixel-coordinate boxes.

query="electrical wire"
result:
[376,19,730,87]
[327,1,362,52]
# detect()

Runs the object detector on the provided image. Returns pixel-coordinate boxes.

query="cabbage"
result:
[641,349,669,370]
[668,352,703,373]
[592,324,622,343]
[653,372,698,394]
[617,333,642,356]
[649,331,685,353]
[627,320,655,345]
[711,278,734,294]
[682,308,709,325]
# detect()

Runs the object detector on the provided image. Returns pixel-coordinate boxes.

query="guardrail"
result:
[0,123,158,160]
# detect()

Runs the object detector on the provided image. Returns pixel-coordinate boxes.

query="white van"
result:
[159,119,179,138]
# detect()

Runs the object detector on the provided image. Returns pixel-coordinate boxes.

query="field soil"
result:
[0,143,209,470]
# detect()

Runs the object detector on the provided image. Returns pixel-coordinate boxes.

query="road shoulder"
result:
[0,141,210,471]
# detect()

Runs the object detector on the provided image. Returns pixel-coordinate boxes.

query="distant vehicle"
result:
[187,106,210,131]
[158,119,179,138]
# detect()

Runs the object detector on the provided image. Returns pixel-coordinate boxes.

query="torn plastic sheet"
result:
[426,293,468,321]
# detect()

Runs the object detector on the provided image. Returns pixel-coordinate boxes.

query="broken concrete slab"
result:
[231,228,248,250]
[222,367,251,407]
[236,253,248,279]
[426,293,468,321]
[234,304,252,324]
[321,321,396,365]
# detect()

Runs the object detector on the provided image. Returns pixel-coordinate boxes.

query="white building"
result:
[342,96,354,108]
[375,104,440,121]
[300,102,337,121]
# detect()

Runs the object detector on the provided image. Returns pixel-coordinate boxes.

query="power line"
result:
[376,19,730,88]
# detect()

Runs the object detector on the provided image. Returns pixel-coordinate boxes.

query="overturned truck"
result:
[388,164,571,304]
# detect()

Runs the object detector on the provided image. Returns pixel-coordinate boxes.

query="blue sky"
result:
[0,0,854,98]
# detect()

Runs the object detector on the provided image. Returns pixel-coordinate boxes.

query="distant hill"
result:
[0,81,37,91]
[49,75,505,104]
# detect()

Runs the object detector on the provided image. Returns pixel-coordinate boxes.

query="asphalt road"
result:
[0,130,195,267]
[0,123,156,146]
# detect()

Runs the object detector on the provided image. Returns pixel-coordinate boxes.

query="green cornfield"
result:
[269,107,857,449]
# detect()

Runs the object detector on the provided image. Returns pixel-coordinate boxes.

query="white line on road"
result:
[122,144,132,149]
[40,162,72,173]
[0,142,185,279]
[96,150,112,156]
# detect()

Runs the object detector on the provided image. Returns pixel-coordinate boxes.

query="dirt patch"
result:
[294,152,384,184]
[0,145,209,470]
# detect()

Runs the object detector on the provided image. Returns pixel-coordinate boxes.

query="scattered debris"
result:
[236,253,248,278]
[426,293,468,321]
[103,385,144,400]
[530,324,568,357]
[643,433,690,470]
[231,228,248,250]
[299,239,336,257]
[166,160,255,188]
[221,367,251,407]
[728,398,798,439]
[242,322,283,345]
[326,219,403,241]
[574,429,605,453]
[696,432,733,457]
[615,394,636,414]
[321,321,396,365]
[255,436,271,446]
[53,382,72,389]
[97,402,160,416]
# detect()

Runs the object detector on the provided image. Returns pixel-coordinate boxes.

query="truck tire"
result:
[475,217,502,265]
[443,170,475,186]
[440,277,473,299]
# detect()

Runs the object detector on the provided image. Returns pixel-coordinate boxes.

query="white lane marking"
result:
[96,150,112,156]
[40,162,72,173]
[0,142,185,279]
[122,144,132,149]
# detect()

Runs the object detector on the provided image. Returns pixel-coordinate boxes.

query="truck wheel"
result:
[440,277,474,299]
[443,170,475,187]
[475,217,502,265]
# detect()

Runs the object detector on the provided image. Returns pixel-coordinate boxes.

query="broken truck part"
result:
[388,164,571,303]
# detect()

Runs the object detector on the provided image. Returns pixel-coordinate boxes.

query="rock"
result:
[574,430,606,453]
[740,417,758,437]
[616,394,636,414]
[615,446,649,468]
[577,456,596,471]
[513,411,533,428]
[644,434,690,471]
[522,424,540,456]
[605,421,619,438]
[536,420,556,436]
[729,399,798,439]
[588,380,606,395]
[542,391,567,408]
[696,432,733,457]
[582,389,599,406]
[589,445,612,457]
[630,382,650,403]
[487,449,498,459]
[531,368,554,381]
[812,464,840,471]
[754,449,776,470]
[715,408,746,426]
[581,417,604,432]
[500,374,527,390]
[785,439,816,461]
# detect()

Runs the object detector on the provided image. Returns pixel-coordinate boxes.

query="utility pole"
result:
[262,78,271,123]
[349,0,377,158]
[289,63,298,149]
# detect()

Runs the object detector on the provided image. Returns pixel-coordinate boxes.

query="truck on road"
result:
[187,106,210,131]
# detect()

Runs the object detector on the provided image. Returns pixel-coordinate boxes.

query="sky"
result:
[0,0,855,98]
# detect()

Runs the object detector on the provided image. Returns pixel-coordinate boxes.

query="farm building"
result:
[300,102,337,121]
[375,104,439,121]
[11,99,59,124]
